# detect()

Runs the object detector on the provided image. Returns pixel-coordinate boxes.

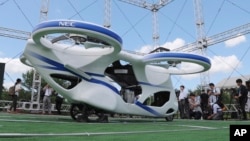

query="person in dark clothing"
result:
[200,89,209,111]
[234,78,248,120]
[200,89,210,119]
[55,93,64,114]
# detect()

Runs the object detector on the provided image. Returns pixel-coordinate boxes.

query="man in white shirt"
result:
[178,85,189,119]
[208,83,221,104]
[42,84,54,114]
[207,102,224,120]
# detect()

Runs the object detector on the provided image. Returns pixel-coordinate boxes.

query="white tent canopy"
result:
[216,74,250,89]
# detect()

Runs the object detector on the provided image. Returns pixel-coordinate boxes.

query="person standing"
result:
[178,85,189,119]
[208,83,221,104]
[8,78,22,113]
[200,89,210,119]
[55,93,64,115]
[234,78,248,120]
[42,84,54,115]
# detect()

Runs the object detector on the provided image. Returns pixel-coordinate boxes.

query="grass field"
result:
[0,112,249,141]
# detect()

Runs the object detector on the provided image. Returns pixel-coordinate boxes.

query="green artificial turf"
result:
[0,112,249,141]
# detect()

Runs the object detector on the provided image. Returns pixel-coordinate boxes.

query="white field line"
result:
[178,125,217,129]
[0,116,226,138]
[0,116,12,118]
[0,119,72,124]
[0,128,213,138]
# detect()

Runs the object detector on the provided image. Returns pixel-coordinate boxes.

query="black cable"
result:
[206,42,250,88]
[0,0,10,6]
[160,10,196,41]
[67,0,84,20]
[226,0,250,15]
[114,0,148,45]
[205,0,226,36]
[2,0,34,87]
[4,71,14,84]
[68,0,98,20]
[4,51,24,87]
[5,51,23,64]
[163,0,188,43]
[13,0,34,28]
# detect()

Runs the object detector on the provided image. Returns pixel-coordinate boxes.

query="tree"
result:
[22,69,47,90]
[21,69,68,103]
[1,69,47,101]
[19,69,48,102]
[0,87,10,100]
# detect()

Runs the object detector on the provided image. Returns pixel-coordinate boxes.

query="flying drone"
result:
[20,20,211,122]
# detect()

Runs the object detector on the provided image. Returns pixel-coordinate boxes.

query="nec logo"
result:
[58,21,75,27]
[230,125,250,141]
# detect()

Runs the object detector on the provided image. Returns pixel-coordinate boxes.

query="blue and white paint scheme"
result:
[21,20,211,119]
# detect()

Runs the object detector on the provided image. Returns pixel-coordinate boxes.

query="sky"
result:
[0,0,250,91]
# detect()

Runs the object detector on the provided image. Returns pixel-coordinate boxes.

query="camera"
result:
[175,89,180,98]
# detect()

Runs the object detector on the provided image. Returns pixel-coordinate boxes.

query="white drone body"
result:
[21,20,211,122]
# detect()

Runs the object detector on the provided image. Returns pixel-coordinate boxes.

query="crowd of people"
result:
[7,79,64,115]
[6,77,249,120]
[41,83,65,115]
[177,78,249,120]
